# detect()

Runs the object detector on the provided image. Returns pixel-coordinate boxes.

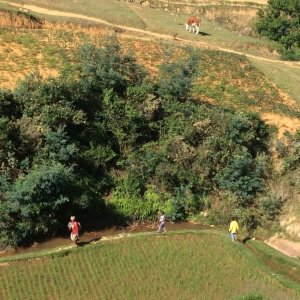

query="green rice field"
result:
[0,231,299,300]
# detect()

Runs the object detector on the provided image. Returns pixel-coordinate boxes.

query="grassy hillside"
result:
[1,25,299,121]
[1,1,299,109]
[250,59,300,107]
[0,2,298,106]
[1,0,146,28]
[0,231,299,300]
[0,0,279,58]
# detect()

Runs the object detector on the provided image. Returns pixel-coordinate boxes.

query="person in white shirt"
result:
[157,211,166,233]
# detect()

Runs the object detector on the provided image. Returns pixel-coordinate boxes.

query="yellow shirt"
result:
[229,221,239,234]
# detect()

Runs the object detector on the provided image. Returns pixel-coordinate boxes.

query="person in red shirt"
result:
[68,216,81,245]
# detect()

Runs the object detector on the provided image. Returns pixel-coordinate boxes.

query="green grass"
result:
[247,240,300,292]
[15,33,39,48]
[126,5,279,57]
[4,0,280,59]
[190,50,300,116]
[1,26,299,118]
[250,59,300,106]
[0,231,299,300]
[3,0,298,109]
[6,0,146,28]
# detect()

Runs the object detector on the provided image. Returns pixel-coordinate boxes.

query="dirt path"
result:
[266,236,300,258]
[166,0,268,4]
[0,222,210,258]
[157,0,266,7]
[1,0,300,69]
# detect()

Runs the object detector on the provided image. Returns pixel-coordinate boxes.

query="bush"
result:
[77,38,147,97]
[0,162,72,246]
[236,208,260,236]
[280,48,300,61]
[110,186,162,222]
[258,192,284,220]
[166,187,200,221]
[215,150,265,205]
[279,131,300,172]
[231,293,266,300]
[157,48,200,101]
[205,191,238,225]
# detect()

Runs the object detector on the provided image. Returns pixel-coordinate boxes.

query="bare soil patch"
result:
[266,236,300,258]
[261,113,300,138]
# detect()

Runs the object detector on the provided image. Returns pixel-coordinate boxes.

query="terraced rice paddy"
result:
[0,231,299,300]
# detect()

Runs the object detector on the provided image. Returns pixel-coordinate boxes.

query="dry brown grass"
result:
[1,12,300,140]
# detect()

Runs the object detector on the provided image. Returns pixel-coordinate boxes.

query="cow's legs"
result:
[192,24,197,34]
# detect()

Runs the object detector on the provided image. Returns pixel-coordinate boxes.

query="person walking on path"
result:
[229,217,239,241]
[157,211,166,233]
[68,216,81,245]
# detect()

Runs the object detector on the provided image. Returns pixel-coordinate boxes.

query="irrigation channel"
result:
[0,222,212,258]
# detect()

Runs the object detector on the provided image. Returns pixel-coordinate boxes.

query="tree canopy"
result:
[0,37,292,248]
[256,0,300,51]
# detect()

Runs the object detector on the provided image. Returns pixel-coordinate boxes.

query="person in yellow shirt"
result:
[229,217,239,241]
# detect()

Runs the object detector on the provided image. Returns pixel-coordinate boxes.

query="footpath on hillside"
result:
[1,0,300,69]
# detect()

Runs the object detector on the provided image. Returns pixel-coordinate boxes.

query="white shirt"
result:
[159,215,165,223]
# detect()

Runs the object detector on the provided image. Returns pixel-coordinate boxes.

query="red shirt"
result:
[71,221,80,235]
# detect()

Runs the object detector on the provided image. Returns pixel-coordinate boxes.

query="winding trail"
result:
[1,0,300,69]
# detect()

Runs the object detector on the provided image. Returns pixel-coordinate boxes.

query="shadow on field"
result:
[178,23,211,36]
[77,238,101,247]
[198,31,211,36]
[242,236,252,244]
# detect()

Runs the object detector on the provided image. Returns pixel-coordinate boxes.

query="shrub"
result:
[77,37,147,97]
[0,162,72,246]
[259,195,283,220]
[166,187,199,221]
[227,111,269,156]
[215,150,265,205]
[206,191,238,225]
[280,48,300,61]
[110,186,162,222]
[231,293,266,300]
[235,208,260,236]
[280,131,300,172]
[157,48,200,101]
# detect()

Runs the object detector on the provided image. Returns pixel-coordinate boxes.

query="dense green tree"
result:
[0,162,72,246]
[256,0,300,50]
[0,37,275,247]
[77,37,147,98]
[215,150,266,206]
